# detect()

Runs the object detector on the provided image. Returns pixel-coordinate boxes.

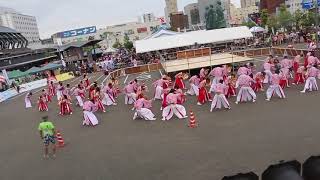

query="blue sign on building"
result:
[302,0,320,9]
[59,26,97,38]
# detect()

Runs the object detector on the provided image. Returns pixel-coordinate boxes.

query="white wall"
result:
[0,12,41,47]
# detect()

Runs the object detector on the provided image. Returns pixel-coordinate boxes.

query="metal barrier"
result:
[105,63,163,83]
[271,47,308,57]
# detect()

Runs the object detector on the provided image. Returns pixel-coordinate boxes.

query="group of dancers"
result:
[24,51,320,124]
[25,74,120,126]
[151,52,320,114]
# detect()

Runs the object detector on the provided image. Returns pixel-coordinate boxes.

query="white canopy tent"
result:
[250,26,266,33]
[135,26,253,53]
[144,29,180,39]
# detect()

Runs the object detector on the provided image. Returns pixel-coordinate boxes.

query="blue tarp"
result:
[25,67,42,74]
[40,63,62,71]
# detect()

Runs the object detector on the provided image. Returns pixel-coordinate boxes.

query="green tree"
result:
[277,4,292,30]
[242,21,256,28]
[215,0,226,28]
[205,5,217,30]
[301,11,320,27]
[267,15,279,31]
[293,9,303,30]
[205,0,226,30]
[123,34,133,50]
[112,39,122,49]
[260,9,269,27]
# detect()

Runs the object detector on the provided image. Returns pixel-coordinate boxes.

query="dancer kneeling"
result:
[266,73,286,101]
[83,99,99,126]
[133,95,156,121]
[210,80,230,112]
[162,89,188,121]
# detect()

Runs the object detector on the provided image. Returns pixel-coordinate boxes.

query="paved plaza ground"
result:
[1,58,320,180]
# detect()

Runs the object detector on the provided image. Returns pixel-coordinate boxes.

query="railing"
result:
[233,48,271,57]
[105,63,163,83]
[271,47,309,57]
[176,47,211,59]
[160,48,271,73]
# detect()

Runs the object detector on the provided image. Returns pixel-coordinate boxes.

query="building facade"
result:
[165,0,178,24]
[198,0,231,28]
[241,0,258,8]
[52,20,162,49]
[142,13,155,23]
[285,0,304,14]
[260,0,285,14]
[0,7,41,48]
[184,3,201,29]
[230,3,259,25]
[170,12,189,32]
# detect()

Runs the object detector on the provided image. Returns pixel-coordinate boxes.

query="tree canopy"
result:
[254,4,320,32]
[123,34,134,50]
[205,0,226,30]
[112,39,122,49]
[277,4,292,30]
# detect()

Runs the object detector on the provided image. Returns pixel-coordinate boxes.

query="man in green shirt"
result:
[38,116,56,158]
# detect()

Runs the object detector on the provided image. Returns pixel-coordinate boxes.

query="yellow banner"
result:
[56,72,75,82]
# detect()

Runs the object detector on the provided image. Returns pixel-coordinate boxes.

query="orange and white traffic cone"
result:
[56,131,65,148]
[188,111,197,128]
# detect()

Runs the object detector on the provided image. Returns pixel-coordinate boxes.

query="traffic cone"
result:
[188,111,197,128]
[56,131,65,148]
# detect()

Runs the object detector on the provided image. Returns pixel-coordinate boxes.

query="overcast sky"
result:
[1,0,240,38]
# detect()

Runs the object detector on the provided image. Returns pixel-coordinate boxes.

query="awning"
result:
[25,66,42,74]
[144,29,180,39]
[8,70,27,79]
[60,40,102,51]
[135,26,253,53]
[40,63,62,71]
[250,26,266,33]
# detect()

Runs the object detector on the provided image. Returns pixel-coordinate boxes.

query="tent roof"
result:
[250,26,266,33]
[135,26,253,53]
[40,63,62,71]
[144,29,180,39]
[25,66,42,74]
[60,40,102,51]
[8,70,27,79]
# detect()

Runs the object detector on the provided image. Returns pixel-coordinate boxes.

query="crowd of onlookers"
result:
[269,30,320,46]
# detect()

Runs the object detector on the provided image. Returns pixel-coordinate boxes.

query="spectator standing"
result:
[38,116,56,159]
